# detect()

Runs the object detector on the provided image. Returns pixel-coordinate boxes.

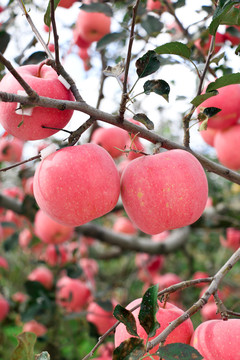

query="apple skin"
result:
[220,227,240,251]
[27,266,54,290]
[23,320,47,337]
[0,64,74,140]
[214,124,240,170]
[197,84,240,130]
[113,216,137,235]
[152,273,182,301]
[190,319,240,360]
[0,256,9,270]
[44,244,69,266]
[56,276,91,312]
[33,144,120,227]
[58,0,76,8]
[192,271,210,288]
[0,295,10,322]
[87,300,118,335]
[146,0,166,12]
[74,10,111,43]
[199,125,218,147]
[0,136,23,162]
[34,209,74,244]
[91,127,129,159]
[115,300,194,359]
[200,302,221,321]
[121,149,208,235]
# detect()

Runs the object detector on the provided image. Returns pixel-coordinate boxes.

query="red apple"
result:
[78,47,90,61]
[190,319,240,360]
[115,300,194,359]
[91,127,129,159]
[151,231,170,242]
[48,43,55,52]
[73,31,91,49]
[214,124,240,170]
[74,10,111,43]
[28,266,54,290]
[136,253,165,283]
[34,209,74,244]
[56,276,91,312]
[0,64,74,140]
[197,84,240,130]
[12,292,28,303]
[195,32,225,56]
[113,216,137,235]
[58,0,76,8]
[0,136,23,162]
[0,295,9,322]
[23,320,47,337]
[44,244,69,266]
[121,149,208,235]
[146,0,166,12]
[19,228,32,249]
[220,227,240,251]
[200,302,221,321]
[192,271,210,288]
[33,144,120,227]
[153,273,182,300]
[87,299,118,334]
[23,176,34,196]
[224,25,240,46]
[0,256,9,270]
[199,125,218,147]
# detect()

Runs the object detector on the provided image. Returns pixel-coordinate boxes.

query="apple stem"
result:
[37,61,47,78]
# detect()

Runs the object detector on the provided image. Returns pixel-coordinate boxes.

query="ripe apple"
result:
[121,149,208,235]
[95,343,114,360]
[199,125,218,147]
[58,0,76,8]
[214,124,240,170]
[44,244,69,266]
[200,302,221,321]
[23,176,34,196]
[194,32,225,56]
[74,10,111,43]
[192,271,210,287]
[113,216,137,235]
[151,231,169,242]
[27,266,54,290]
[91,127,129,159]
[33,144,120,227]
[136,253,165,283]
[153,273,182,300]
[56,276,91,312]
[12,292,28,303]
[190,319,240,359]
[34,209,74,244]
[0,136,23,163]
[146,0,166,12]
[87,300,118,334]
[0,295,9,322]
[115,300,194,359]
[220,227,240,251]
[197,84,240,130]
[73,31,91,49]
[19,228,32,249]
[0,256,9,270]
[23,320,47,337]
[0,64,74,140]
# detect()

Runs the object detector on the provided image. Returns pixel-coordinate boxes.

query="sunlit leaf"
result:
[206,73,240,91]
[133,113,154,130]
[44,0,61,27]
[209,0,239,35]
[155,41,191,59]
[136,50,161,78]
[190,90,219,107]
[80,3,113,17]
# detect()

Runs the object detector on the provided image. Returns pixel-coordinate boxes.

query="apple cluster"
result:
[198,84,240,170]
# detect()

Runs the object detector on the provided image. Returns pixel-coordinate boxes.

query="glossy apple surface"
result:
[199,125,218,147]
[74,10,111,43]
[0,64,74,140]
[33,144,120,226]
[214,124,240,170]
[190,319,240,360]
[121,149,208,235]
[115,300,194,359]
[34,209,74,244]
[197,84,240,129]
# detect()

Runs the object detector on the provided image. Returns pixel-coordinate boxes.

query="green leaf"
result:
[11,332,36,360]
[220,6,240,26]
[133,113,154,130]
[206,73,240,91]
[154,343,203,360]
[113,304,139,337]
[209,0,239,35]
[138,284,160,338]
[79,3,113,17]
[135,50,161,78]
[190,90,219,107]
[0,30,10,54]
[143,79,170,101]
[210,52,225,65]
[141,15,163,37]
[22,52,48,65]
[65,263,83,279]
[24,280,49,299]
[199,119,208,131]
[203,107,222,118]
[155,41,191,59]
[96,31,126,51]
[113,338,145,360]
[44,0,61,27]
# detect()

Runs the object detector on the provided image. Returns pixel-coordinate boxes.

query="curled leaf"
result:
[133,114,154,130]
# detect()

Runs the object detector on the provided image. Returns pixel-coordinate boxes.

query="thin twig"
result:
[0,155,40,172]
[50,0,60,69]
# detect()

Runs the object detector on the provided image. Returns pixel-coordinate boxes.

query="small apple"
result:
[220,227,240,251]
[58,0,76,8]
[33,144,120,227]
[197,84,240,130]
[56,276,91,312]
[0,256,9,270]
[91,127,129,159]
[27,266,54,290]
[23,320,47,337]
[113,216,137,235]
[0,136,23,163]
[136,253,165,283]
[73,31,91,49]
[12,292,28,303]
[34,209,74,244]
[115,300,194,359]
[44,244,69,266]
[0,64,74,140]
[0,295,9,322]
[200,302,221,321]
[214,124,240,170]
[74,10,111,43]
[153,273,182,300]
[190,319,240,359]
[199,125,218,147]
[87,299,118,334]
[121,149,208,235]
[146,0,167,12]
[192,271,210,287]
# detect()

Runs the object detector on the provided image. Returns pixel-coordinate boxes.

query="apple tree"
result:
[0,0,240,359]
